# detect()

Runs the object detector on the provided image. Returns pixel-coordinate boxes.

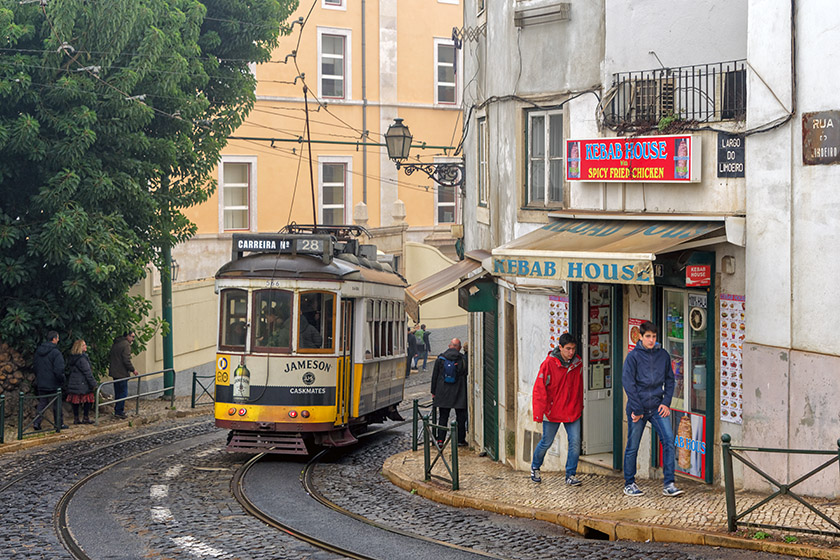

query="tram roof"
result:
[215,253,406,287]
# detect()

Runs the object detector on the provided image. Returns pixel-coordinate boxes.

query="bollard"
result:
[450,420,459,490]
[56,389,62,432]
[0,394,4,444]
[721,433,736,532]
[191,372,197,408]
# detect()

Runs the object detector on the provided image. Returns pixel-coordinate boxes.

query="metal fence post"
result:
[412,399,419,452]
[170,369,176,408]
[450,420,459,491]
[56,389,62,432]
[721,433,737,532]
[191,372,197,408]
[18,391,24,440]
[423,414,431,481]
[136,376,141,416]
[0,394,4,444]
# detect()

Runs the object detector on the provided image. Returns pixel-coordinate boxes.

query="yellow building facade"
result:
[177,0,464,281]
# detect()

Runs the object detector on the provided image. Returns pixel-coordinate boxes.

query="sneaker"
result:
[530,468,542,483]
[114,413,127,420]
[60,424,69,429]
[663,483,684,497]
[565,476,582,486]
[457,441,468,447]
[623,482,644,496]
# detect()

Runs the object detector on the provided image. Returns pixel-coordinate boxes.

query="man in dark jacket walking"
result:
[622,321,683,498]
[406,326,418,377]
[431,338,468,446]
[32,331,67,430]
[109,332,138,419]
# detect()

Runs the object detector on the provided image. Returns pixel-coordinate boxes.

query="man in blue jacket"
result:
[622,321,683,497]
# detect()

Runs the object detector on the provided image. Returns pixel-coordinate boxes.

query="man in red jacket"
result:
[530,332,584,486]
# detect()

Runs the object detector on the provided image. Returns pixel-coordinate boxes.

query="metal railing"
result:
[721,433,840,537]
[605,60,747,126]
[191,372,215,408]
[412,398,437,452]
[18,389,63,439]
[0,394,4,444]
[94,369,175,425]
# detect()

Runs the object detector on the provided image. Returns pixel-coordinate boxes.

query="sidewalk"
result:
[1,395,212,455]
[383,447,840,560]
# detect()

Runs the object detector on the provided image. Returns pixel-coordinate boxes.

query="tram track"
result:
[232,412,503,560]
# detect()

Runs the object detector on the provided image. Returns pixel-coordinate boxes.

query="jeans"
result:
[437,407,468,443]
[623,409,676,486]
[413,350,428,370]
[531,418,581,478]
[114,379,128,416]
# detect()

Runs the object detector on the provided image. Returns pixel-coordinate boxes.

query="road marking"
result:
[150,506,173,523]
[171,536,233,558]
[150,484,169,499]
[163,464,184,478]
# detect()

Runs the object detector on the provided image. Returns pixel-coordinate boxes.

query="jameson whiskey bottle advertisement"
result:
[232,362,251,403]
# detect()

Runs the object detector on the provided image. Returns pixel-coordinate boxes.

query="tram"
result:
[213,225,408,454]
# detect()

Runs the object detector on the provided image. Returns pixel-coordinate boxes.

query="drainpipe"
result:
[362,0,368,204]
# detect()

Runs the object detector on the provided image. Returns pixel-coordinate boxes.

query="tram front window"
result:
[299,291,335,351]
[220,289,248,350]
[253,289,293,351]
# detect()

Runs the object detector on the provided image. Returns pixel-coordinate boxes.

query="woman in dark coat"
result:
[66,339,97,424]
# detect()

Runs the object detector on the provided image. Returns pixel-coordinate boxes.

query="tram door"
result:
[336,300,354,426]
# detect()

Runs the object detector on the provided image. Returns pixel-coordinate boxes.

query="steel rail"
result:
[0,419,210,494]
[232,451,378,560]
[55,447,158,560]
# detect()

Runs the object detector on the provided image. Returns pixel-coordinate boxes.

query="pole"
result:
[162,176,175,397]
[722,433,737,532]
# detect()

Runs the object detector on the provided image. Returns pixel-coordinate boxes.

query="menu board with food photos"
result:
[720,294,745,424]
[548,295,569,348]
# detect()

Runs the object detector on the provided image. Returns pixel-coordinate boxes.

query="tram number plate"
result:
[296,238,323,253]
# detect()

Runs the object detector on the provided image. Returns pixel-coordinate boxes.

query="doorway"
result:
[581,284,615,460]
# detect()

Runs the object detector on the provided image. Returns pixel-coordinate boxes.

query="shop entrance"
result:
[581,283,614,456]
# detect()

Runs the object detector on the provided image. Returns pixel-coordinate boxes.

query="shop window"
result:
[219,289,248,351]
[526,109,564,207]
[298,291,336,352]
[252,290,293,353]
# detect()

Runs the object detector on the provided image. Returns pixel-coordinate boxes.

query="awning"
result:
[405,249,490,322]
[492,219,725,285]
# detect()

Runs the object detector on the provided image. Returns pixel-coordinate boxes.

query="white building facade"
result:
[457,0,839,497]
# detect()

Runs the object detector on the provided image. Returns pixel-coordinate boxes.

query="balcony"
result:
[604,60,746,132]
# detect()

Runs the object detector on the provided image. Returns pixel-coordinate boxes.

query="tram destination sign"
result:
[232,234,333,263]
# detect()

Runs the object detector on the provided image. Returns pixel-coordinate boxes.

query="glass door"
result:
[582,284,613,455]
[662,289,708,479]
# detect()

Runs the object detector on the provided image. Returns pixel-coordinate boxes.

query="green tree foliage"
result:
[0,0,297,371]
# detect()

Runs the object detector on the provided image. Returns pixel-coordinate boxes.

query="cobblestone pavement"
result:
[314,428,795,560]
[0,418,215,560]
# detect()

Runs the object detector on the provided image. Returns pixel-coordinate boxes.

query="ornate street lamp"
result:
[384,118,464,190]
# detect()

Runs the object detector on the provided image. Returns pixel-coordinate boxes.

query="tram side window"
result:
[364,300,374,359]
[253,289,293,352]
[299,291,335,351]
[220,289,248,350]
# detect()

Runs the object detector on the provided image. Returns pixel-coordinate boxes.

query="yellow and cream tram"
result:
[214,226,408,453]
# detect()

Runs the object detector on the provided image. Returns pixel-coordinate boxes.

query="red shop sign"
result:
[686,265,711,287]
[566,135,700,183]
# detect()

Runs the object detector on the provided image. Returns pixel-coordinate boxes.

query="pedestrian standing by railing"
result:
[530,333,584,486]
[109,331,139,420]
[66,339,96,424]
[32,330,67,430]
[431,338,468,446]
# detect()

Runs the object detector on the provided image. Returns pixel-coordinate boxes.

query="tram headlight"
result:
[238,408,247,416]
[228,407,237,416]
[300,410,310,418]
[288,410,298,418]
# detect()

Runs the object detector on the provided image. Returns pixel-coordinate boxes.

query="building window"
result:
[526,109,564,206]
[477,0,485,13]
[477,117,488,207]
[322,0,345,9]
[318,28,351,99]
[434,39,457,105]
[319,156,352,225]
[220,158,257,231]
